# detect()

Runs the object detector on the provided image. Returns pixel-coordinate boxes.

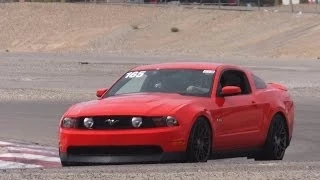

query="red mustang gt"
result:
[58,62,294,166]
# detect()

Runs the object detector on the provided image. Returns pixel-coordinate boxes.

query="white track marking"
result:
[0,160,42,169]
[0,141,57,151]
[0,153,60,162]
[7,144,58,151]
[7,147,58,156]
[0,141,13,146]
[0,140,60,169]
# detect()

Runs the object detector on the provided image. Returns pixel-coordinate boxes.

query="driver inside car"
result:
[186,74,211,94]
[186,85,210,94]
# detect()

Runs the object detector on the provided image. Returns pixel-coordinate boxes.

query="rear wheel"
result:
[255,114,288,161]
[186,118,212,162]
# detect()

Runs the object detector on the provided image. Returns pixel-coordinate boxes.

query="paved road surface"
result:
[0,53,319,179]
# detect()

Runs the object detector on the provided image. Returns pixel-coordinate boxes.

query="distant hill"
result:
[0,3,319,59]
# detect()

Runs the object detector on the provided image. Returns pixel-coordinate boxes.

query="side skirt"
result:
[210,148,263,160]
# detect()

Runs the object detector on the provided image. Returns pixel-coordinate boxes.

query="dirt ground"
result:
[0,3,319,59]
[1,3,320,179]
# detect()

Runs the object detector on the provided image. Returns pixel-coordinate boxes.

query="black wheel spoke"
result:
[188,120,211,162]
[200,149,206,160]
[255,115,289,161]
[280,139,287,149]
[271,119,288,159]
[204,140,210,145]
[201,127,208,137]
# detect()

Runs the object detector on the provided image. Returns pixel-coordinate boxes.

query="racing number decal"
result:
[125,71,146,78]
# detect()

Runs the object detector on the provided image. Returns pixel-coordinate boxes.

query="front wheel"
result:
[186,118,212,162]
[255,114,288,161]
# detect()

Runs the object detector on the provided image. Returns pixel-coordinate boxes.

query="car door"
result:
[212,69,262,150]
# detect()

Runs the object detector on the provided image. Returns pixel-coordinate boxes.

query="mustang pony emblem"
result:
[105,119,119,126]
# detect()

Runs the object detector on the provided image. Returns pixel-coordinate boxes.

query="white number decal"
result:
[129,71,138,78]
[125,72,132,78]
[136,71,146,77]
[125,71,146,78]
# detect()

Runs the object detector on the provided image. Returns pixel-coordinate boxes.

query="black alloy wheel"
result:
[187,118,212,162]
[255,114,288,161]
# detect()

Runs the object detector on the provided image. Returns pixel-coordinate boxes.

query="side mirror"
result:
[96,88,108,98]
[221,86,241,96]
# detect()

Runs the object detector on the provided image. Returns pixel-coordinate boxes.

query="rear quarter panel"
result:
[245,69,294,144]
[254,85,294,142]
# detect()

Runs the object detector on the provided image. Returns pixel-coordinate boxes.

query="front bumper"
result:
[59,151,187,165]
[59,126,188,164]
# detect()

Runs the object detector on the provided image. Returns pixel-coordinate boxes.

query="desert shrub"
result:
[171,27,179,32]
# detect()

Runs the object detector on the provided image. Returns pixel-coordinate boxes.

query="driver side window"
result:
[217,69,251,96]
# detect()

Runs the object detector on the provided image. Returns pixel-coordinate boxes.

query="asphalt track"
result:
[0,53,320,179]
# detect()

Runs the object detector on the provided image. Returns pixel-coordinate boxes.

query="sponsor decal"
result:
[202,70,215,74]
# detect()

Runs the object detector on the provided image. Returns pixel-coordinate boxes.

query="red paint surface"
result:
[59,63,294,154]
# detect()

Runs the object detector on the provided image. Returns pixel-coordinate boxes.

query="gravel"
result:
[1,161,320,180]
[1,52,320,102]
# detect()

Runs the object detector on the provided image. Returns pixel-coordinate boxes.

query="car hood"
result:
[65,93,196,117]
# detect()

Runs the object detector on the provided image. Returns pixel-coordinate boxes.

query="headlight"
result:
[151,116,179,127]
[61,117,77,128]
[83,117,94,129]
[165,116,179,127]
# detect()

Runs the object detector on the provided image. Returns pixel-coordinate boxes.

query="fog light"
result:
[166,116,179,126]
[132,117,142,128]
[83,117,94,129]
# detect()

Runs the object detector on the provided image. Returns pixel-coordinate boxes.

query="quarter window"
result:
[252,74,267,89]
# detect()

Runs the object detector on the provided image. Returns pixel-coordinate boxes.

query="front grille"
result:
[77,116,156,130]
[67,145,163,156]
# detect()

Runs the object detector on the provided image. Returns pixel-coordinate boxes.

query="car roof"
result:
[131,62,237,71]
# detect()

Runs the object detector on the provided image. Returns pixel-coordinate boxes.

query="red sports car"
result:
[58,62,294,166]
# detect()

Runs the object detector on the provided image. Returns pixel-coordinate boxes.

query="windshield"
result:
[105,69,215,98]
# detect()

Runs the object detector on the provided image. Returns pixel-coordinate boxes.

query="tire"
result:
[60,160,83,167]
[59,151,78,167]
[60,161,73,167]
[186,118,212,162]
[255,114,288,161]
